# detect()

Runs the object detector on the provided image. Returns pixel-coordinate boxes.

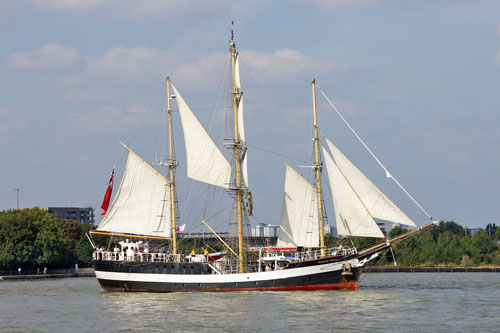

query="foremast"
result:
[166,77,178,256]
[312,79,326,257]
[230,33,246,274]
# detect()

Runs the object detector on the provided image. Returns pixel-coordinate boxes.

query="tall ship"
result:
[91,28,435,292]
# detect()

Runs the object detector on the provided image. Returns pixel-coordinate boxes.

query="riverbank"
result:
[368,266,500,272]
[0,270,95,281]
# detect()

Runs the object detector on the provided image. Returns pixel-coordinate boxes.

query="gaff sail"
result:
[97,146,171,238]
[277,163,320,247]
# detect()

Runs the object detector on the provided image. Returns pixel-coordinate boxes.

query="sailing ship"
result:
[91,29,435,292]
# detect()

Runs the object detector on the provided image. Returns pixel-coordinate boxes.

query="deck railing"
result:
[93,246,357,265]
[93,251,181,263]
[259,246,357,262]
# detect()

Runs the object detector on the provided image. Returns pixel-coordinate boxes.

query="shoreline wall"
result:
[367,266,500,272]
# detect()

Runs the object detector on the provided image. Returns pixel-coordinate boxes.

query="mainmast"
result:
[312,79,326,256]
[230,28,246,274]
[166,77,178,256]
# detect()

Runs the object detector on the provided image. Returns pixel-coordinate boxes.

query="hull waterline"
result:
[93,258,363,292]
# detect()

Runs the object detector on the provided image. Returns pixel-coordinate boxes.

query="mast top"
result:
[229,21,235,48]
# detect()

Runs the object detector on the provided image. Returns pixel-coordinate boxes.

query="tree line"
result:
[0,207,95,271]
[1,208,499,271]
[339,221,500,267]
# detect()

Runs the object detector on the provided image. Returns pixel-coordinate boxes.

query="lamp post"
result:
[14,188,20,209]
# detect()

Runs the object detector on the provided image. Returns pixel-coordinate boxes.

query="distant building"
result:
[250,223,278,247]
[251,223,279,238]
[252,223,337,238]
[325,224,337,237]
[263,224,279,237]
[252,223,266,237]
[44,207,95,224]
[469,228,483,236]
[377,221,394,237]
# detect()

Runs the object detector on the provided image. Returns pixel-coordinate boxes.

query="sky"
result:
[1,0,500,230]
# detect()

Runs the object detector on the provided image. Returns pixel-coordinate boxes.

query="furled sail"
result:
[322,146,384,238]
[235,54,248,187]
[277,163,320,247]
[97,147,171,238]
[325,138,416,228]
[171,84,232,189]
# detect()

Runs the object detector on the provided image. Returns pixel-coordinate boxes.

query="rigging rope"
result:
[246,143,308,164]
[315,83,433,221]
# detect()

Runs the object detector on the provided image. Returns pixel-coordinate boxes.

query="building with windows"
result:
[325,224,337,237]
[263,224,279,237]
[469,228,483,236]
[251,223,266,237]
[44,207,95,224]
[376,221,395,237]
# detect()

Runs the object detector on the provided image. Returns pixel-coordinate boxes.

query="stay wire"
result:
[315,83,433,221]
[246,143,308,164]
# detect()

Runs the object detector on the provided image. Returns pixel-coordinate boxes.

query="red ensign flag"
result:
[100,168,114,215]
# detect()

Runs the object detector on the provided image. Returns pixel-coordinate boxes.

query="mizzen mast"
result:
[166,77,178,256]
[312,79,326,256]
[230,27,246,274]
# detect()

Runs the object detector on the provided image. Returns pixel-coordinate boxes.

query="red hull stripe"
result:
[100,281,359,293]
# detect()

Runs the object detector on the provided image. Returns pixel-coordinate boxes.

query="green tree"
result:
[494,227,500,242]
[389,225,408,238]
[0,208,70,270]
[77,222,97,267]
[469,230,497,265]
[485,223,497,239]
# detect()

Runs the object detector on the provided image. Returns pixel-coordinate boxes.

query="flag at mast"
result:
[100,168,114,215]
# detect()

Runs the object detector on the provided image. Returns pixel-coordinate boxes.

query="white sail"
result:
[171,84,232,189]
[325,138,416,228]
[238,95,248,187]
[235,53,241,92]
[322,146,384,238]
[97,148,171,238]
[235,54,248,187]
[277,164,320,247]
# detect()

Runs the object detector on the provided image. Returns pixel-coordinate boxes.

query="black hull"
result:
[93,259,362,292]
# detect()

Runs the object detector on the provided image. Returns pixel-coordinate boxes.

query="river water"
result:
[0,273,498,332]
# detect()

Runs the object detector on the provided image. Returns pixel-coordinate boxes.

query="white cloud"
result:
[35,0,229,19]
[307,0,390,11]
[60,46,359,133]
[451,151,472,166]
[327,99,361,116]
[240,49,346,81]
[67,47,177,85]
[63,46,348,102]
[36,0,112,10]
[8,43,80,70]
[68,105,148,132]
[494,51,500,65]
[0,105,29,145]
[494,25,500,65]
[63,47,178,101]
